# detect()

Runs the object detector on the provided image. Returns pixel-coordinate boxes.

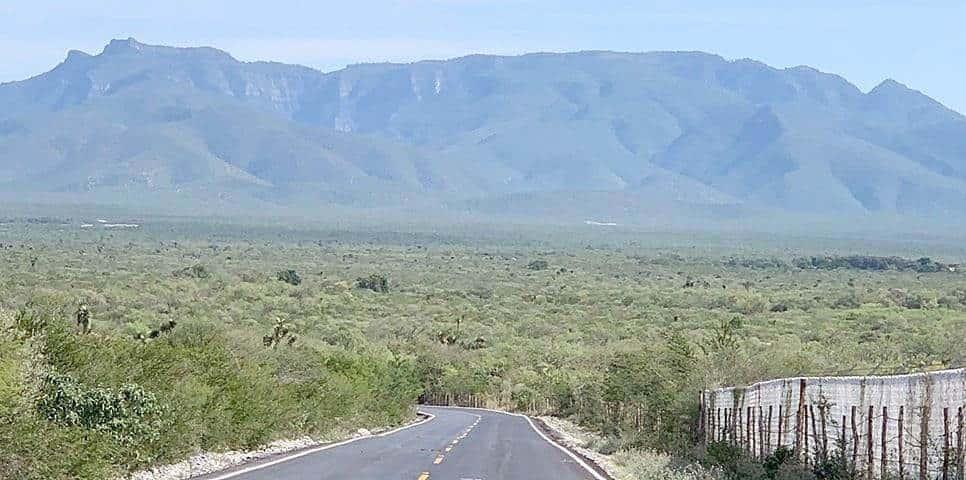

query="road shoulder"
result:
[125,412,434,480]
[533,416,617,480]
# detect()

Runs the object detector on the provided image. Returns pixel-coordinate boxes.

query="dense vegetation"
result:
[793,255,956,273]
[1,218,964,479]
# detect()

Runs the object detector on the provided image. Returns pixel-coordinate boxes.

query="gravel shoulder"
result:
[536,415,622,479]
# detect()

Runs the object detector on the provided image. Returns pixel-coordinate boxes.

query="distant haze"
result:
[1,38,966,233]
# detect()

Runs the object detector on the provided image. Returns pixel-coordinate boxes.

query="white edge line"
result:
[204,412,436,480]
[424,405,609,480]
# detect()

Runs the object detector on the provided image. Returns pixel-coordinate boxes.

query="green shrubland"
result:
[0,219,964,478]
[0,297,420,479]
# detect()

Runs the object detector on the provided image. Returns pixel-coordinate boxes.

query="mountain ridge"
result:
[2,38,965,226]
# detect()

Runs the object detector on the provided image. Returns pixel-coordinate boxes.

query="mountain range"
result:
[2,38,965,225]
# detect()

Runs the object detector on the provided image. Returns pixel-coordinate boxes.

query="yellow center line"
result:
[430,420,479,468]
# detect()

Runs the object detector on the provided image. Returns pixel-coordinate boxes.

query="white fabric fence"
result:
[702,368,966,479]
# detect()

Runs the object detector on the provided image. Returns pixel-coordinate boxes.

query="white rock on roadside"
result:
[124,435,325,480]
[123,412,428,480]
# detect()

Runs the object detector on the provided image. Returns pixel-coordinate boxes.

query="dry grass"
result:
[541,415,721,480]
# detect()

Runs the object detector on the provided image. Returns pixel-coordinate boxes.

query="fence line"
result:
[702,368,966,479]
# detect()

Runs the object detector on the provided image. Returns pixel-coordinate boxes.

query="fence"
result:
[701,368,966,479]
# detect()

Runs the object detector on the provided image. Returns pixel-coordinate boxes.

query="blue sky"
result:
[2,0,965,112]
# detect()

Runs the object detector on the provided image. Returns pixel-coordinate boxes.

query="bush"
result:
[276,269,302,286]
[615,448,722,480]
[698,443,855,480]
[589,434,622,455]
[526,259,549,271]
[173,264,210,279]
[356,274,390,293]
[770,303,789,313]
[881,288,935,309]
[37,371,163,446]
[702,442,766,479]
[832,293,861,309]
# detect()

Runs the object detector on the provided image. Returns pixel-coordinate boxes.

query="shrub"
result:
[526,259,549,270]
[356,274,389,292]
[615,448,722,480]
[832,293,861,309]
[36,371,163,446]
[589,434,622,455]
[882,288,934,309]
[276,269,302,286]
[173,264,210,279]
[702,442,767,479]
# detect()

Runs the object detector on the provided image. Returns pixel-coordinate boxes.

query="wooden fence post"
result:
[841,415,847,462]
[957,406,964,480]
[882,407,888,479]
[956,407,966,479]
[867,405,874,480]
[810,405,820,461]
[699,392,706,443]
[921,404,930,480]
[742,406,746,448]
[852,406,859,468]
[735,406,740,446]
[759,406,765,459]
[899,406,905,480]
[716,408,721,442]
[738,406,743,448]
[710,408,714,442]
[943,407,950,480]
[767,405,774,455]
[747,406,753,453]
[820,404,828,462]
[777,405,784,450]
[805,405,810,465]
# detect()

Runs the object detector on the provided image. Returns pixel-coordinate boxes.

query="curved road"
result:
[199,406,601,480]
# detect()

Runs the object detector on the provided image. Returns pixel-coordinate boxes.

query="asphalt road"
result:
[201,406,601,480]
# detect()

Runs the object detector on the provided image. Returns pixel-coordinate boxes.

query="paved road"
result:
[201,406,599,480]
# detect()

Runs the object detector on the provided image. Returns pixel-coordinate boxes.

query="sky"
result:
[1,0,965,112]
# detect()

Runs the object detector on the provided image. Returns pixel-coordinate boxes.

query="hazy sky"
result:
[2,0,965,112]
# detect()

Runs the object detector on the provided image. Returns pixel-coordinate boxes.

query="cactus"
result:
[74,305,91,334]
[264,318,296,349]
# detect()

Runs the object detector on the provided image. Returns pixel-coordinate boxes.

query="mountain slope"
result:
[2,38,966,221]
